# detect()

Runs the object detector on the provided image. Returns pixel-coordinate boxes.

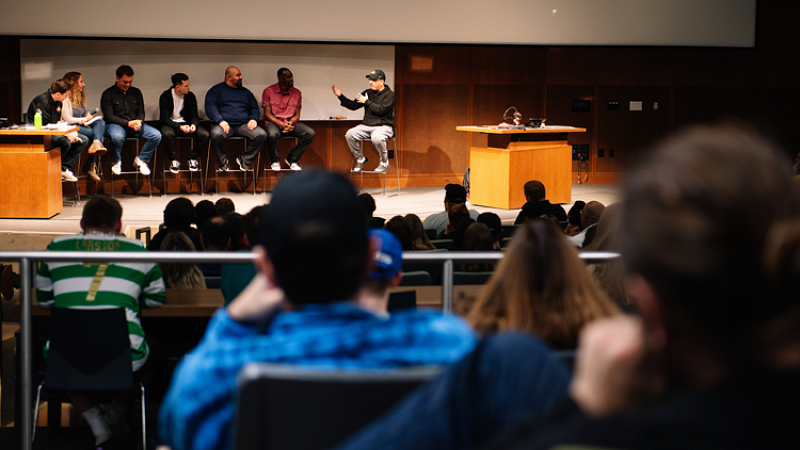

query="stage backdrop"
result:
[20,39,394,123]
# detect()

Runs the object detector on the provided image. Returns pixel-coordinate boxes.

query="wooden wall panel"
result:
[597,48,673,87]
[672,87,749,131]
[596,86,671,173]
[401,84,470,178]
[545,85,595,173]
[545,48,598,86]
[471,46,546,85]
[399,46,473,85]
[673,49,751,87]
[747,87,800,153]
[470,85,544,148]
[751,8,800,88]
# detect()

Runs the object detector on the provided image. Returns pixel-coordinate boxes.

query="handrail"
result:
[0,249,618,450]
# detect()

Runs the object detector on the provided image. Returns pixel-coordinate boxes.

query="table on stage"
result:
[0,127,79,219]
[456,125,586,209]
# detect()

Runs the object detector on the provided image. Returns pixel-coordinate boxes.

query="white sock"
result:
[82,406,111,444]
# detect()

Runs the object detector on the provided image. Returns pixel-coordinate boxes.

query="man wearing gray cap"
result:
[332,69,395,173]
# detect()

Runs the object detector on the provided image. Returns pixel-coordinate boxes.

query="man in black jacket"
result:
[332,69,395,173]
[513,180,567,224]
[159,73,209,173]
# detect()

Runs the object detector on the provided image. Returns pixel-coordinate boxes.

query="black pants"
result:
[264,122,316,163]
[161,125,210,162]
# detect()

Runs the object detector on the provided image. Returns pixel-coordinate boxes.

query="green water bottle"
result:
[34,109,42,130]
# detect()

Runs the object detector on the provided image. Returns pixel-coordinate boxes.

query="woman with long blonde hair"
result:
[466,220,619,348]
[62,71,106,181]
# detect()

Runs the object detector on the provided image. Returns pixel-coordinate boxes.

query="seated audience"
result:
[159,232,207,289]
[221,206,265,305]
[567,200,604,248]
[215,197,236,216]
[423,184,479,238]
[476,212,503,249]
[159,170,477,450]
[565,200,585,234]
[148,197,202,251]
[384,215,415,250]
[448,217,474,250]
[194,200,217,230]
[200,216,233,278]
[581,202,631,306]
[359,193,386,228]
[459,222,496,272]
[467,220,619,348]
[61,71,106,182]
[336,125,800,450]
[404,214,435,250]
[443,202,471,241]
[514,180,567,224]
[35,196,165,445]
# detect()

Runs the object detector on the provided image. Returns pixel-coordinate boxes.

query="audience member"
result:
[215,197,236,215]
[262,67,315,170]
[61,71,106,182]
[581,203,631,306]
[459,222,496,272]
[159,170,477,450]
[205,66,265,172]
[159,232,206,289]
[159,72,209,173]
[565,200,585,234]
[423,184,479,238]
[35,196,165,445]
[404,214,435,250]
[101,65,160,176]
[359,193,386,228]
[476,212,503,249]
[194,200,217,230]
[200,216,233,278]
[355,228,405,314]
[514,180,567,224]
[384,215,415,250]
[448,217,474,250]
[148,197,202,251]
[26,78,89,181]
[567,200,604,248]
[467,220,619,348]
[221,206,265,305]
[481,124,800,450]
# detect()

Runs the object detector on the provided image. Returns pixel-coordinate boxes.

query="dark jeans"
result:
[209,123,267,166]
[161,125,210,161]
[264,122,315,163]
[53,134,89,171]
[334,332,572,450]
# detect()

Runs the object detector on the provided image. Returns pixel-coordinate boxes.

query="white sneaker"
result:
[61,169,78,182]
[133,156,151,176]
[374,162,389,173]
[111,161,122,175]
[353,157,368,172]
[271,162,281,171]
[188,159,200,172]
[285,158,302,171]
[169,160,180,174]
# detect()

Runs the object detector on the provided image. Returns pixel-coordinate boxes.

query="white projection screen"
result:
[3,0,756,47]
[20,40,395,122]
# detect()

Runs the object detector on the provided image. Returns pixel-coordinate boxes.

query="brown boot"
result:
[88,140,107,155]
[85,163,101,182]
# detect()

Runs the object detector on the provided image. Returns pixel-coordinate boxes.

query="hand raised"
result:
[332,85,342,97]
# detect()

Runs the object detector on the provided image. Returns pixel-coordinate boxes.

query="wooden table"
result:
[0,127,78,218]
[456,126,586,209]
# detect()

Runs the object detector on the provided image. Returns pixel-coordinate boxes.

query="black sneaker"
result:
[237,156,252,171]
[218,163,229,172]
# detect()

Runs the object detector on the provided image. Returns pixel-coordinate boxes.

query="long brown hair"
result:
[582,202,632,305]
[466,220,619,348]
[404,214,435,250]
[63,71,87,108]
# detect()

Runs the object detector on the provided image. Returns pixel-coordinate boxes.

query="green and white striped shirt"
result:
[35,232,166,371]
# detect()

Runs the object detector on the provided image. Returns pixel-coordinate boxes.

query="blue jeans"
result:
[106,122,161,164]
[79,119,106,164]
[334,332,572,450]
[52,134,89,171]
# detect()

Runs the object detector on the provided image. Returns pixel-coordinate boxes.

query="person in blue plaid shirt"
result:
[159,170,477,450]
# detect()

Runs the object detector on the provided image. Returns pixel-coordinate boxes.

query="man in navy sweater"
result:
[204,66,266,172]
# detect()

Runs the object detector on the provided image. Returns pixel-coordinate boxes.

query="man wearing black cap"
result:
[332,69,395,173]
[159,170,476,450]
[423,184,480,238]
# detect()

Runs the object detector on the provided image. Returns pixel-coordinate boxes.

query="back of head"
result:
[201,216,232,251]
[462,222,495,251]
[358,193,377,218]
[447,202,470,231]
[215,198,236,216]
[581,201,605,228]
[524,180,546,202]
[622,124,800,345]
[163,197,195,229]
[582,203,631,305]
[49,78,70,95]
[444,183,467,205]
[450,218,475,251]
[261,170,368,305]
[404,214,434,250]
[195,200,217,229]
[477,212,503,244]
[467,220,619,348]
[384,216,415,251]
[81,196,122,231]
[159,232,205,289]
[243,205,265,248]
[161,231,197,252]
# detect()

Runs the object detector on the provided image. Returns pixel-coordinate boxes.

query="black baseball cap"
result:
[366,70,386,81]
[445,184,467,204]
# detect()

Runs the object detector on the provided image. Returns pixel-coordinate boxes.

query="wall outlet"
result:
[609,148,615,157]
[388,149,394,159]
[598,148,604,157]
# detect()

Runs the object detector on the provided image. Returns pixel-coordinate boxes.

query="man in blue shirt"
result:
[204,66,266,172]
[159,170,477,450]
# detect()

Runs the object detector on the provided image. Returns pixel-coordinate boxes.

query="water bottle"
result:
[34,109,42,130]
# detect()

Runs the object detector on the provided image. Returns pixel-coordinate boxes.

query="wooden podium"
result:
[0,128,76,218]
[457,126,586,209]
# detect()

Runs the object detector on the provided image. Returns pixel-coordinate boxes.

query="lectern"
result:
[457,126,586,209]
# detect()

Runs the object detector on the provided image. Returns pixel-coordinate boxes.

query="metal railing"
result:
[0,249,618,450]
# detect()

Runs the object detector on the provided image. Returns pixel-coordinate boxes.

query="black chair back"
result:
[431,239,453,250]
[397,271,431,287]
[502,224,521,238]
[233,363,441,450]
[452,271,494,285]
[424,229,437,240]
[388,290,417,312]
[46,307,133,392]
